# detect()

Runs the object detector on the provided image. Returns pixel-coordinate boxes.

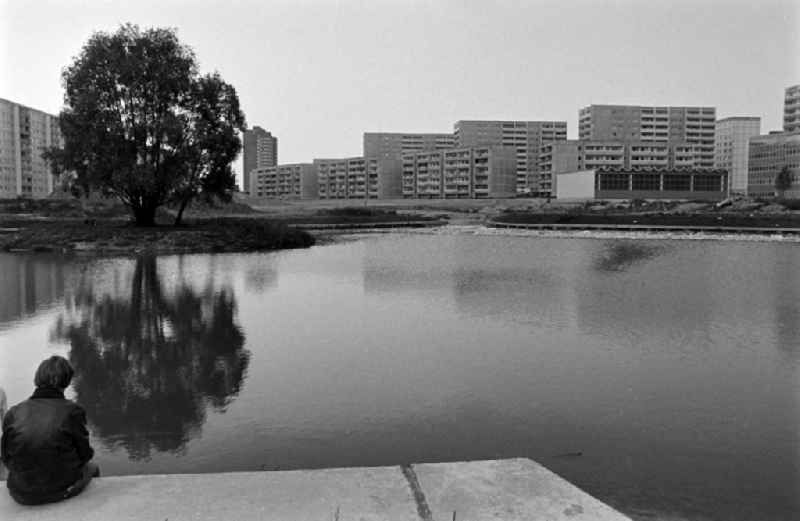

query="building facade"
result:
[555,168,728,201]
[578,105,716,168]
[401,146,516,199]
[539,140,697,197]
[315,157,402,199]
[242,126,277,194]
[748,132,800,198]
[453,120,567,195]
[714,117,761,195]
[249,163,317,199]
[784,85,800,133]
[0,98,62,199]
[363,133,455,161]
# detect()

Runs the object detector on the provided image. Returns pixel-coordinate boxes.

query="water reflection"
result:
[579,242,713,341]
[593,241,663,273]
[52,257,249,460]
[774,246,800,360]
[0,254,69,328]
[244,259,278,293]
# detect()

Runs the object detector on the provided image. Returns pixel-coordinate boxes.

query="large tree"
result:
[48,24,245,226]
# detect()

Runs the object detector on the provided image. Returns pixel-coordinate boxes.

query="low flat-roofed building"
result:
[748,132,800,198]
[250,163,317,199]
[555,167,728,201]
[402,146,516,199]
[315,157,402,199]
[540,140,697,197]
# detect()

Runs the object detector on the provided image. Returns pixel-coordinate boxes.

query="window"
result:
[599,173,629,190]
[631,174,660,191]
[663,174,691,191]
[693,175,722,191]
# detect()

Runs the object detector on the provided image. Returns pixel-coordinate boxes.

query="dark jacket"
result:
[1,387,94,503]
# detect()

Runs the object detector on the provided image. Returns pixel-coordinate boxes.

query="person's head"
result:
[34,355,74,390]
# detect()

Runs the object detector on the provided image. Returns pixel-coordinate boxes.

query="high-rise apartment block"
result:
[748,132,800,198]
[714,117,761,195]
[249,163,317,199]
[453,120,567,194]
[0,98,62,198]
[242,126,277,193]
[539,140,697,196]
[315,157,402,199]
[363,132,455,161]
[578,105,716,168]
[401,146,516,199]
[784,85,800,133]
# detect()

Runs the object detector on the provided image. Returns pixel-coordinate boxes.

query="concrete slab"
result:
[0,459,631,521]
[413,459,631,521]
[1,466,418,521]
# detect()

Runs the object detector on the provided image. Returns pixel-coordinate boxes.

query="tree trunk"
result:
[174,197,191,226]
[132,204,157,227]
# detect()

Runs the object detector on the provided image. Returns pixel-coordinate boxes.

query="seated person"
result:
[1,356,99,505]
[0,386,6,480]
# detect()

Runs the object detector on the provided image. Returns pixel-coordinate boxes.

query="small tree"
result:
[47,24,245,226]
[775,165,793,199]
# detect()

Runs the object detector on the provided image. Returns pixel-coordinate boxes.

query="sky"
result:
[2,0,798,187]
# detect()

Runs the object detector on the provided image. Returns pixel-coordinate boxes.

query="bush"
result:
[322,207,397,217]
[776,198,800,211]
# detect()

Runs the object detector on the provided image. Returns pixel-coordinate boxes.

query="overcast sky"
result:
[2,0,798,186]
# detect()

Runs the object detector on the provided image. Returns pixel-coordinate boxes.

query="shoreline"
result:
[3,220,800,256]
[0,459,631,521]
[315,223,800,245]
[0,217,317,256]
[2,206,800,256]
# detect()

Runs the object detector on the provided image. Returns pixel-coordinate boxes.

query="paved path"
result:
[0,458,631,521]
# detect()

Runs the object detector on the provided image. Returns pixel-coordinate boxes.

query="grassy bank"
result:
[0,217,315,255]
[0,199,445,255]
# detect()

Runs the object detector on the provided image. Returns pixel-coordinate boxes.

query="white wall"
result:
[555,170,596,199]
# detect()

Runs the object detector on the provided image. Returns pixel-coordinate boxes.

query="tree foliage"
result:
[774,165,793,198]
[47,24,246,225]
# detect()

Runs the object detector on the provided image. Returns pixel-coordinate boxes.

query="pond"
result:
[0,232,798,520]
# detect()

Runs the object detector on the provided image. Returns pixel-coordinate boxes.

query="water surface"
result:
[0,234,798,520]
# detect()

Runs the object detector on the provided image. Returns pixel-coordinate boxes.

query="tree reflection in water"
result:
[594,241,663,273]
[52,257,249,460]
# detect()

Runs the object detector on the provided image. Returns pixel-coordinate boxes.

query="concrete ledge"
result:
[415,459,627,521]
[0,459,631,521]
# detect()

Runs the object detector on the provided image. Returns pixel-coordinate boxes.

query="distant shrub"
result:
[324,207,396,217]
[776,198,800,211]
